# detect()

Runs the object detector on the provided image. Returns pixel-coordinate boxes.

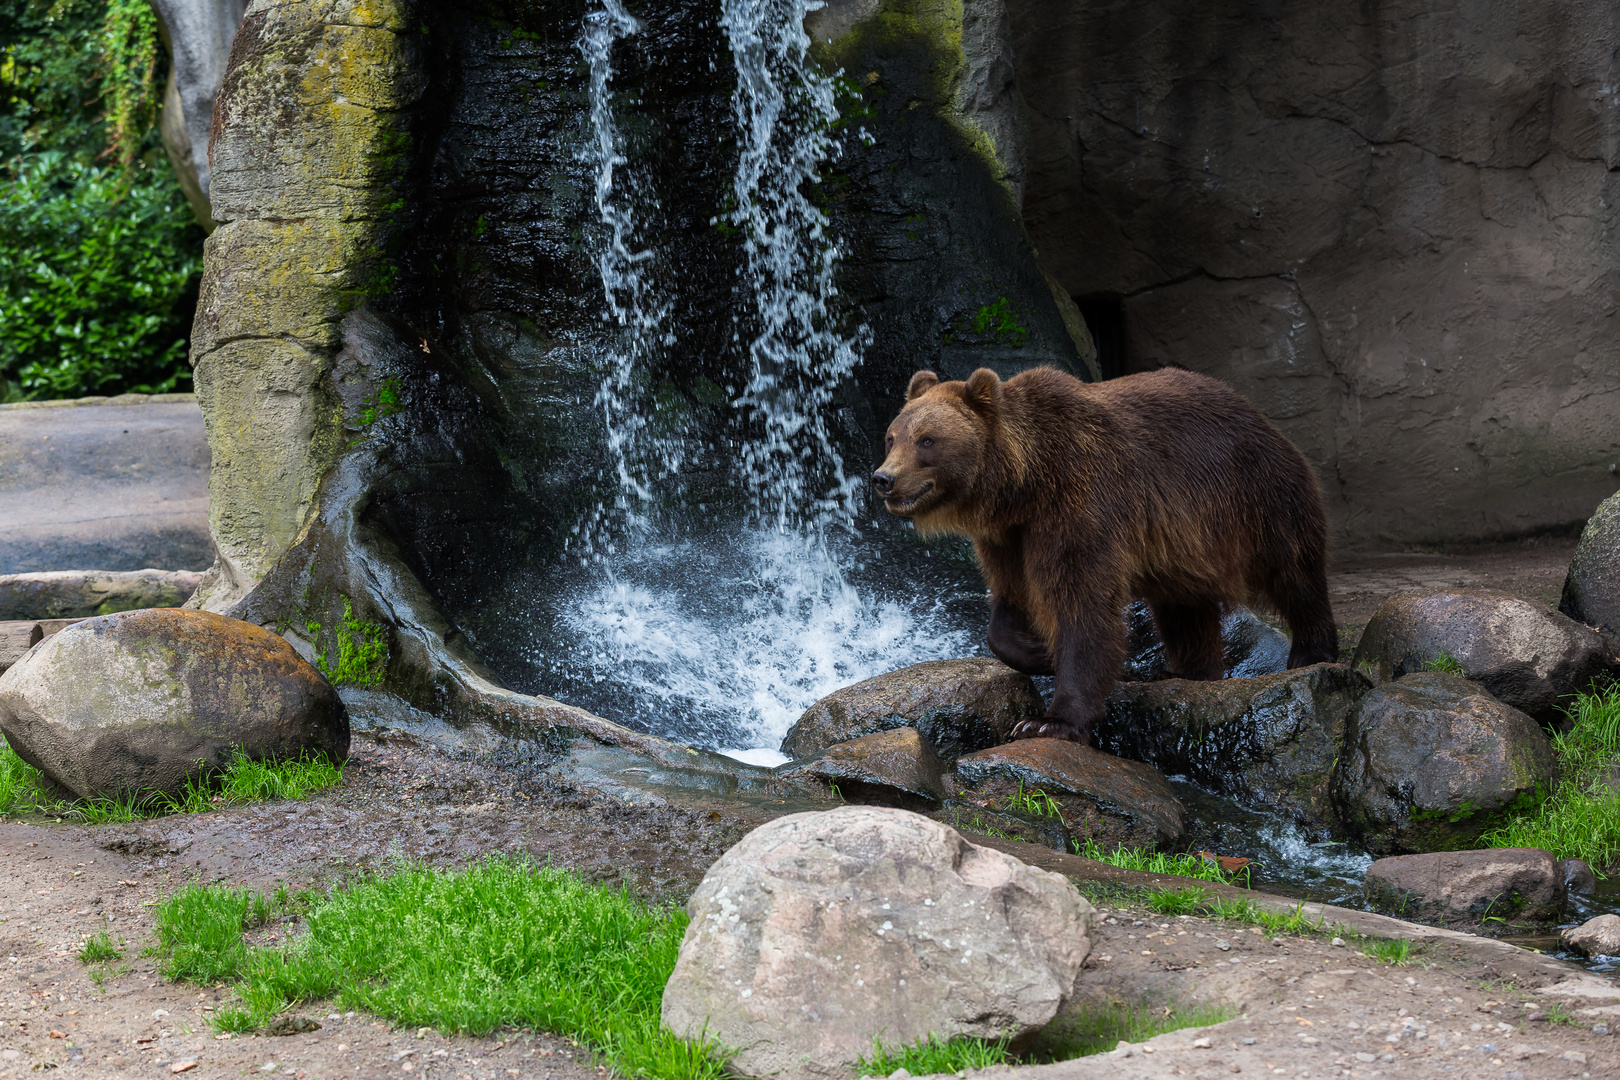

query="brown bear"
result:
[873,365,1337,745]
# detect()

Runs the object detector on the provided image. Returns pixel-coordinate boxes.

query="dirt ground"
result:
[1,535,1612,1079]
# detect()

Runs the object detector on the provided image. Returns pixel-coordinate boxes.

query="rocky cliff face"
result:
[1012,0,1620,543]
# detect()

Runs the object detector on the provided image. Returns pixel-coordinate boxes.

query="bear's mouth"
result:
[885,481,934,513]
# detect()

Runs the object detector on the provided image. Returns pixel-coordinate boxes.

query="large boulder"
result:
[1365,848,1565,924]
[660,806,1094,1080]
[776,728,949,811]
[1121,600,1294,682]
[1562,915,1620,958]
[0,609,347,801]
[954,738,1185,850]
[0,569,203,621]
[1331,673,1556,856]
[1351,590,1618,724]
[1563,492,1620,654]
[780,658,1041,764]
[1095,663,1371,833]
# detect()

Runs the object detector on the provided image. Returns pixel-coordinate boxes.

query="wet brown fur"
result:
[874,366,1338,744]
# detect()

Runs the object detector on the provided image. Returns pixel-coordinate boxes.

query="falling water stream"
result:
[546,0,981,764]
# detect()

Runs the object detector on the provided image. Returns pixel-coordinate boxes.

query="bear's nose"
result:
[872,470,895,495]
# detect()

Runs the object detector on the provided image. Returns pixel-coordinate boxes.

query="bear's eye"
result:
[886,434,894,450]
[919,437,934,449]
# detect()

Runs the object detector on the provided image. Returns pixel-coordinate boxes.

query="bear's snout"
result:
[872,470,895,495]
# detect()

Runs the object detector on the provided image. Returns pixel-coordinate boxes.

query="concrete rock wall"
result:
[1012,0,1620,544]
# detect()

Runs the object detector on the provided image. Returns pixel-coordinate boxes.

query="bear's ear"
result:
[906,371,940,401]
[962,368,1002,415]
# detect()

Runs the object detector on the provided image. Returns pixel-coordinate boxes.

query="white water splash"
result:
[558,533,977,751]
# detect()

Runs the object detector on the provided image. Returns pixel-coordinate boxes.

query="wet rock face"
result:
[954,738,1185,851]
[661,806,1094,1080]
[780,657,1040,764]
[1562,914,1620,958]
[1563,492,1620,653]
[1561,857,1597,896]
[0,622,41,676]
[1097,664,1370,834]
[0,609,347,801]
[1364,848,1565,924]
[776,727,948,811]
[1330,673,1556,856]
[1352,591,1619,724]
[1012,0,1620,544]
[1121,601,1293,682]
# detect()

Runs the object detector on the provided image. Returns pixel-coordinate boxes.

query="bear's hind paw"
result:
[1011,718,1092,745]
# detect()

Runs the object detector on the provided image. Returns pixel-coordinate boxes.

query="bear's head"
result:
[873,368,1001,529]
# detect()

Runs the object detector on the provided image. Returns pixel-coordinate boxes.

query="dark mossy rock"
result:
[1563,492,1620,655]
[0,609,347,801]
[781,657,1041,764]
[940,798,1072,853]
[1095,664,1371,834]
[1120,600,1293,682]
[1352,590,1619,725]
[1364,848,1564,925]
[954,738,1184,851]
[1330,673,1556,856]
[776,727,948,811]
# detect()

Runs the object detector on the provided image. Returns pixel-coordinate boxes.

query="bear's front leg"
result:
[986,596,1054,676]
[1011,585,1127,746]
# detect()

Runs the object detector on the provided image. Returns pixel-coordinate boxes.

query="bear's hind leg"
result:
[1272,570,1339,668]
[1149,599,1224,681]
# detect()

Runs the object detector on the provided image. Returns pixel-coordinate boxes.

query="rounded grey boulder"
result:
[1352,590,1618,724]
[1563,492,1620,653]
[1562,914,1620,958]
[0,609,347,800]
[661,806,1093,1080]
[1331,673,1556,856]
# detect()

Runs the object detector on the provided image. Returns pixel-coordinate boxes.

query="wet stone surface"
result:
[775,726,949,811]
[954,738,1185,851]
[780,656,1040,764]
[1365,848,1567,927]
[1353,590,1620,724]
[1096,663,1371,834]
[1331,673,1558,857]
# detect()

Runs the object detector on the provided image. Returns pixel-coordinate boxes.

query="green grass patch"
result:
[0,740,343,821]
[1541,1002,1578,1026]
[1361,937,1414,965]
[1422,652,1464,675]
[151,858,725,1079]
[1482,685,1620,872]
[0,740,51,815]
[1076,840,1251,887]
[857,1033,1012,1075]
[1034,998,1234,1059]
[77,928,124,964]
[1004,781,1062,818]
[1141,886,1328,936]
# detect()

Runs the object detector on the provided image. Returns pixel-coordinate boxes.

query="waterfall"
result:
[719,0,865,536]
[575,0,682,558]
[548,1,980,761]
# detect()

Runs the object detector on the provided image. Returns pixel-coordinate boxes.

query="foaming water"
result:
[532,530,982,753]
[1171,780,1374,906]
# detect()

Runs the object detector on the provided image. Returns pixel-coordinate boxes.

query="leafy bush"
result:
[0,0,204,401]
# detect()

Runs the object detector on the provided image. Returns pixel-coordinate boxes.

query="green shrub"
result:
[1075,839,1249,886]
[1,0,204,401]
[0,738,50,815]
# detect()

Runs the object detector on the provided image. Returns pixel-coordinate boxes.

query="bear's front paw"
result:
[1011,717,1092,745]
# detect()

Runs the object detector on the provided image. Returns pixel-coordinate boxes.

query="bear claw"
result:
[1011,718,1090,744]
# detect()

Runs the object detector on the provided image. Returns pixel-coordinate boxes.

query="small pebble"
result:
[1216,939,1232,951]
[1330,937,1344,947]
[1191,1037,1212,1048]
